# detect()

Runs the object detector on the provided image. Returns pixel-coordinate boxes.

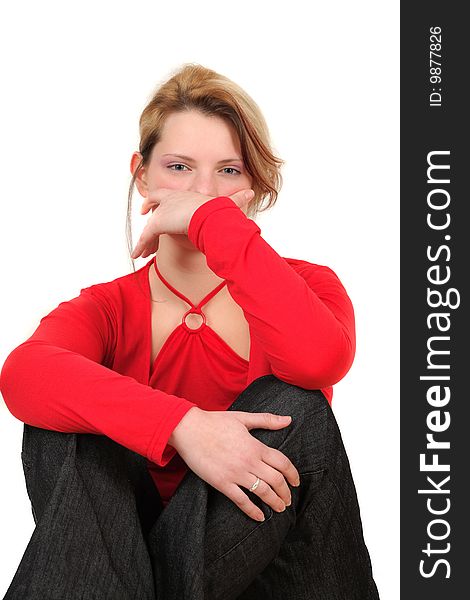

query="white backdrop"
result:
[0,1,399,597]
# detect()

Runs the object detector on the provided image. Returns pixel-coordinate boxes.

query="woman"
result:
[0,64,379,599]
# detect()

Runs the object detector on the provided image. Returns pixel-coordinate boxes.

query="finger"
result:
[261,446,300,488]
[236,411,292,431]
[141,187,174,214]
[244,472,288,513]
[230,188,255,208]
[131,243,143,259]
[133,235,159,259]
[224,484,266,522]
[131,217,161,258]
[250,462,293,508]
[141,239,159,258]
[131,237,158,259]
[141,198,159,215]
[131,234,147,259]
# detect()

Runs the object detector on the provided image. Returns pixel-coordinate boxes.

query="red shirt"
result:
[0,196,355,506]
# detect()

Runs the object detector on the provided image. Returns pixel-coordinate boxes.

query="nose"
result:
[188,171,217,197]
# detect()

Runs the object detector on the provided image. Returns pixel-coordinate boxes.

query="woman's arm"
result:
[0,288,197,466]
[0,283,301,521]
[187,196,356,390]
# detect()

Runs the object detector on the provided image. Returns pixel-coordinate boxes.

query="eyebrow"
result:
[161,153,243,164]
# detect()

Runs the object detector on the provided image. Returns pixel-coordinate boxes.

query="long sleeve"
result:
[187,196,356,390]
[0,287,197,466]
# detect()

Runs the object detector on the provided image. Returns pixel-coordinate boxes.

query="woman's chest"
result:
[149,270,251,366]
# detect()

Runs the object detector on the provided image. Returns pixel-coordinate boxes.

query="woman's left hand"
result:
[131,188,254,259]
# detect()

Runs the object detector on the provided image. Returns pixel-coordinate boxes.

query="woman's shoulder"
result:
[76,260,151,311]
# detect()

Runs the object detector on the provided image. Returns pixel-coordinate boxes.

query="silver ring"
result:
[249,476,261,492]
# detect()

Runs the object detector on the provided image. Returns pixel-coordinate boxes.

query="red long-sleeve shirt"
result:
[0,196,355,506]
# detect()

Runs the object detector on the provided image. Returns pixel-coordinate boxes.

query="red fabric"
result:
[0,196,355,506]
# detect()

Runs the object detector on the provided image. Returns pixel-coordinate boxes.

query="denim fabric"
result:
[3,375,380,599]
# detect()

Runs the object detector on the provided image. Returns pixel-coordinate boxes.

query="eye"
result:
[221,167,241,175]
[168,163,190,172]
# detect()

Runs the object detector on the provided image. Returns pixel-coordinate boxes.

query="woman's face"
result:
[134,110,253,207]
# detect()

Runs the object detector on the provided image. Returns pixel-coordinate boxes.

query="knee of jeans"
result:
[21,425,78,520]
[230,375,333,473]
[21,424,77,470]
[232,374,328,421]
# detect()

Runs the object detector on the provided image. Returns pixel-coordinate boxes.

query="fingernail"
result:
[258,514,265,522]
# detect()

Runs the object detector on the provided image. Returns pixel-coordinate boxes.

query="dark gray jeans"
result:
[4,375,380,599]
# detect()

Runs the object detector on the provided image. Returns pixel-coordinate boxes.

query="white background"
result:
[0,1,399,597]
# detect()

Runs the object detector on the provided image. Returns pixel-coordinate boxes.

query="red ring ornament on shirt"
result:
[181,306,207,333]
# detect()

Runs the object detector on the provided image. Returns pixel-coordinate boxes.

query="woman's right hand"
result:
[168,406,300,522]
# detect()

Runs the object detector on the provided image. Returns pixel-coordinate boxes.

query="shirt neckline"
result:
[142,258,249,380]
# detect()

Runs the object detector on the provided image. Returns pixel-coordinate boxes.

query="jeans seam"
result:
[299,468,325,476]
[207,508,274,569]
[327,470,364,551]
[72,461,137,596]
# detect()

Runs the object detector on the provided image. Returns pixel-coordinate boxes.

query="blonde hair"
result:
[127,63,284,264]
